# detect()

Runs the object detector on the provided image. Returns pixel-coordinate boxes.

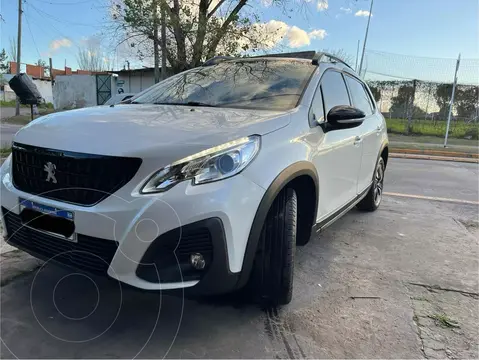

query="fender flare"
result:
[379,140,389,167]
[236,161,319,289]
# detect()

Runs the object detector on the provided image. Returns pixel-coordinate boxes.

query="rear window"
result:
[132,60,316,111]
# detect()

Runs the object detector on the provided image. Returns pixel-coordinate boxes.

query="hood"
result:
[14,104,291,159]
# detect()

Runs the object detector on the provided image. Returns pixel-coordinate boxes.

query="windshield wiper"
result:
[153,101,217,107]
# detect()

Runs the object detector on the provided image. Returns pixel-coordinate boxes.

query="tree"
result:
[0,48,8,73]
[389,83,415,119]
[434,83,453,119]
[109,0,291,73]
[35,59,50,77]
[369,85,381,102]
[455,86,478,120]
[321,48,354,68]
[77,45,107,72]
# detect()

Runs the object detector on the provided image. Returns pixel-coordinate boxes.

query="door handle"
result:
[354,136,362,146]
[376,125,382,135]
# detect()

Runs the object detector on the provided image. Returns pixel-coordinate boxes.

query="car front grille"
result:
[2,207,119,274]
[11,142,142,206]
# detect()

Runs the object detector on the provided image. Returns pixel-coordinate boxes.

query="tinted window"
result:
[344,75,373,115]
[132,60,316,111]
[320,71,351,114]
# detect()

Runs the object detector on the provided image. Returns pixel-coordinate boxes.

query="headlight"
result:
[140,135,260,194]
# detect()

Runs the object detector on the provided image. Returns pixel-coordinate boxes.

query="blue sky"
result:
[0,0,478,74]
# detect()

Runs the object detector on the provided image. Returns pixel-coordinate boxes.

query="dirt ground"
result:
[0,159,478,358]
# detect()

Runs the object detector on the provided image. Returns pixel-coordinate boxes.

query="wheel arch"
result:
[381,145,389,168]
[236,161,319,289]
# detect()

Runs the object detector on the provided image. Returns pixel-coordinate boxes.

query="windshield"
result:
[132,60,316,111]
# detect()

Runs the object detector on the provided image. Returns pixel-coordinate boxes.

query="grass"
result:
[0,100,54,109]
[1,108,58,125]
[386,118,479,139]
[429,313,460,328]
[0,146,11,157]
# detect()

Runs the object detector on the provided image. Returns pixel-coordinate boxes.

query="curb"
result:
[390,153,479,164]
[390,148,478,158]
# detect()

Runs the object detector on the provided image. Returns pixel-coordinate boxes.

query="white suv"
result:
[1,53,388,305]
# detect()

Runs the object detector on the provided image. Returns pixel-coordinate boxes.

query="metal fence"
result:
[361,50,479,140]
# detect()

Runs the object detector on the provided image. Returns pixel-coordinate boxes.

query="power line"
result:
[24,10,42,60]
[28,1,104,28]
[25,2,80,59]
[30,0,94,5]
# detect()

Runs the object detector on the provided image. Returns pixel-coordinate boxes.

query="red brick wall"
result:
[9,61,17,74]
[26,64,44,79]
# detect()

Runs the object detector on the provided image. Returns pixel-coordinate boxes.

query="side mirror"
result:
[327,105,365,129]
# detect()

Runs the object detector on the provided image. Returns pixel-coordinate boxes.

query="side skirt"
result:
[312,183,371,234]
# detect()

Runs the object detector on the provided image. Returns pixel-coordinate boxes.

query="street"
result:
[0,124,22,148]
[0,107,30,120]
[1,158,478,359]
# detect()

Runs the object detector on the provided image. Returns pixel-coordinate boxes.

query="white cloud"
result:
[260,0,273,6]
[340,7,352,13]
[355,10,372,17]
[309,29,327,40]
[287,26,310,48]
[250,21,327,49]
[50,38,72,51]
[317,0,328,11]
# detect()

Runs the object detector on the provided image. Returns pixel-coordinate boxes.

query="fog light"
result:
[190,253,206,270]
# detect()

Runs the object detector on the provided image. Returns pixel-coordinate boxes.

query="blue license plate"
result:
[19,198,74,220]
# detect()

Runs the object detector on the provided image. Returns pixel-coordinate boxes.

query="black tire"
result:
[248,188,297,306]
[357,157,385,212]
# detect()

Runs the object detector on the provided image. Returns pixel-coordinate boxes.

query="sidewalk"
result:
[388,134,478,154]
[390,152,479,164]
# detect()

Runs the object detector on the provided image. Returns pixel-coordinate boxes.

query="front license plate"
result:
[19,198,74,220]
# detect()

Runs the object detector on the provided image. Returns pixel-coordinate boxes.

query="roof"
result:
[113,67,154,74]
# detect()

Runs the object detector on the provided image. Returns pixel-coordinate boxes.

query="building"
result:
[113,67,172,95]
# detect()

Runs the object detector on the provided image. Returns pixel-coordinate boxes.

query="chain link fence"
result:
[362,50,479,140]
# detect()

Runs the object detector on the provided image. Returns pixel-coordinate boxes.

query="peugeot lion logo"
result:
[44,162,57,183]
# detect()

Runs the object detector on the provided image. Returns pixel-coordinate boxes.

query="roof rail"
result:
[202,56,236,66]
[249,51,316,60]
[312,52,353,70]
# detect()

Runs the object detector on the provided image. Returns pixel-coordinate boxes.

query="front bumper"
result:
[0,156,265,293]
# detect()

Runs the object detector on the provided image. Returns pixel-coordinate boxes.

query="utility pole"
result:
[444,53,461,147]
[49,57,53,84]
[153,0,160,84]
[160,3,167,80]
[355,39,360,72]
[15,0,23,116]
[358,0,374,77]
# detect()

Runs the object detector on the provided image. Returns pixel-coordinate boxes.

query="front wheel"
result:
[357,157,385,212]
[248,188,297,306]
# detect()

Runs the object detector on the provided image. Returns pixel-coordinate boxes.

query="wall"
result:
[26,64,44,79]
[0,84,16,101]
[33,79,53,103]
[116,70,155,94]
[1,74,53,104]
[53,75,97,109]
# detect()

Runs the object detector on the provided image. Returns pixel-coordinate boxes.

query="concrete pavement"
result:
[1,158,478,358]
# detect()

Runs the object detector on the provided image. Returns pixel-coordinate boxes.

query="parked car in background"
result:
[104,93,136,105]
[0,52,388,305]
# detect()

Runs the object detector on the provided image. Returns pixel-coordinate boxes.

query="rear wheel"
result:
[357,157,385,212]
[248,188,297,306]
